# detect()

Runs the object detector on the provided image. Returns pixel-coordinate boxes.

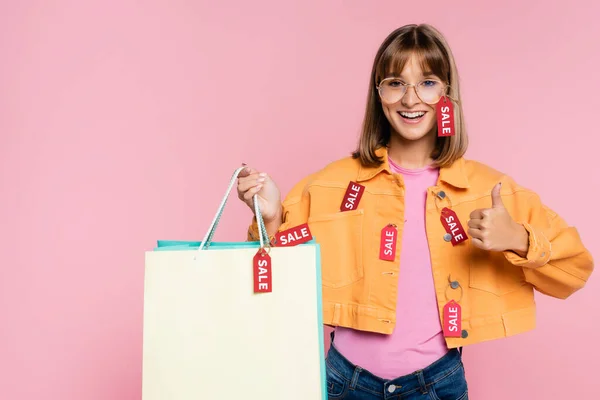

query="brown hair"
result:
[352,24,468,168]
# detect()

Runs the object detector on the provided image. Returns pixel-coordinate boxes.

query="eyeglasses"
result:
[376,77,450,105]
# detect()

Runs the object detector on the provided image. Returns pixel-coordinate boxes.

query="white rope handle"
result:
[195,166,270,257]
[253,191,270,249]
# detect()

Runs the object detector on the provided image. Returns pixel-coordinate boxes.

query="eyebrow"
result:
[390,72,439,81]
[389,71,439,80]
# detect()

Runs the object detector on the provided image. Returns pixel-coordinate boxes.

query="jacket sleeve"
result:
[246,174,312,242]
[503,190,594,299]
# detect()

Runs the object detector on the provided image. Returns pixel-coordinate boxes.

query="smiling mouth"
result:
[399,111,426,119]
[398,111,427,123]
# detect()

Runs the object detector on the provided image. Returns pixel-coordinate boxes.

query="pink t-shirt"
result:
[332,157,448,379]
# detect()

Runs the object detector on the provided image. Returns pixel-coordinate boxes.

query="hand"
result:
[467,182,529,256]
[237,165,282,224]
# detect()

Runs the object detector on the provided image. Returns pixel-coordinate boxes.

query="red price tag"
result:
[379,224,397,261]
[436,96,455,137]
[275,223,312,247]
[440,207,467,246]
[443,300,462,337]
[253,249,272,293]
[340,181,365,212]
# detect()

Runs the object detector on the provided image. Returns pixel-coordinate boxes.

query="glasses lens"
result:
[379,79,405,104]
[416,80,445,104]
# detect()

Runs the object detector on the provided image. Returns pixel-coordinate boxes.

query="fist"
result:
[467,182,528,255]
[236,165,282,223]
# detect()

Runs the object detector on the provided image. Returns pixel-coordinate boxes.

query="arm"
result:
[504,191,594,299]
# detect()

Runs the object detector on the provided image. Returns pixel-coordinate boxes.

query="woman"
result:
[236,24,593,400]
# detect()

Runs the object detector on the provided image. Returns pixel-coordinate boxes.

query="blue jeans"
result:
[325,335,468,400]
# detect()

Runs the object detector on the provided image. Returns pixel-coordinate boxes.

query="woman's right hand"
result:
[237,165,282,226]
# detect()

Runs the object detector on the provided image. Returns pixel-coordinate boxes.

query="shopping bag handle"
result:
[196,166,270,255]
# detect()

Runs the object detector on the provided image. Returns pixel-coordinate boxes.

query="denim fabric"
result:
[325,335,468,400]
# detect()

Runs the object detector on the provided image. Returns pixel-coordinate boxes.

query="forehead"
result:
[378,48,447,82]
[386,52,435,78]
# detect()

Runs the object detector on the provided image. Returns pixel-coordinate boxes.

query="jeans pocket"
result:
[325,360,349,399]
[429,362,468,400]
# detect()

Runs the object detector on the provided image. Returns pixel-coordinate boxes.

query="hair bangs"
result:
[376,30,451,84]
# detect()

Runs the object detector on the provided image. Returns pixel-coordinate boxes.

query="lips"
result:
[398,110,427,124]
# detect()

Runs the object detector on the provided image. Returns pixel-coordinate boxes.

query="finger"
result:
[243,184,263,201]
[238,172,266,186]
[470,208,494,220]
[491,182,504,208]
[468,227,484,240]
[469,209,485,219]
[467,218,484,229]
[471,237,489,251]
[238,166,258,178]
[237,174,265,192]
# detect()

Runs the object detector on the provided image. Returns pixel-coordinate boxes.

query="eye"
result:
[422,80,439,87]
[386,79,404,88]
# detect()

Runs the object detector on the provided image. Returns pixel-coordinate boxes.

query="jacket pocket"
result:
[308,209,364,288]
[469,246,526,296]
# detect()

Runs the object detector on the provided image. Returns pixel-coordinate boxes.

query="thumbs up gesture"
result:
[468,183,529,255]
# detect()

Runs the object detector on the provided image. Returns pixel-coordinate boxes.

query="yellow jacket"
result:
[247,147,594,348]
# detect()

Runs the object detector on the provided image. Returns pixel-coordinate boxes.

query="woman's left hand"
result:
[467,183,529,257]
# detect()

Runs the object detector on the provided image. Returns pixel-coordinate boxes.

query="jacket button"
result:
[443,233,452,242]
[541,252,546,257]
[461,329,468,338]
[438,191,446,199]
[450,281,460,289]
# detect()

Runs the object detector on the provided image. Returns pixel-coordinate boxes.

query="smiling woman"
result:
[356,24,467,169]
[238,23,594,400]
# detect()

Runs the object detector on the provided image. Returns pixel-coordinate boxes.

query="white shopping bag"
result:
[142,167,326,400]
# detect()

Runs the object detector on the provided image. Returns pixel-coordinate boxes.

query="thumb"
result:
[491,182,504,208]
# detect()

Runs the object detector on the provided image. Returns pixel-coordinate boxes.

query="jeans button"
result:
[388,384,396,393]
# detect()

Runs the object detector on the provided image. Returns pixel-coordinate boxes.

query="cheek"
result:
[427,107,437,127]
[381,104,394,123]
[429,111,437,126]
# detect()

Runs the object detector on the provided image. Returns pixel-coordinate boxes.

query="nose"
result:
[401,85,420,108]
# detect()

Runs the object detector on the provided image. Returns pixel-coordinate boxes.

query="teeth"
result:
[400,111,425,118]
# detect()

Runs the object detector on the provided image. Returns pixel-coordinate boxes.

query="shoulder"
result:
[462,158,508,181]
[313,155,362,181]
[297,154,362,186]
[285,154,361,198]
[462,158,534,195]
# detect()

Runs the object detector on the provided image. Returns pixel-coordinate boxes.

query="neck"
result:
[387,132,436,169]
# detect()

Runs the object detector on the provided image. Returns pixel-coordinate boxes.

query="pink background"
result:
[1,1,599,399]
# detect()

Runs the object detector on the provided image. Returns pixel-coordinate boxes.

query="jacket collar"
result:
[356,146,470,189]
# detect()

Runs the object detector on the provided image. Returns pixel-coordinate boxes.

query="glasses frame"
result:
[376,77,459,105]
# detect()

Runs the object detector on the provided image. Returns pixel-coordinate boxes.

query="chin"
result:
[395,128,431,141]
[391,121,436,142]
